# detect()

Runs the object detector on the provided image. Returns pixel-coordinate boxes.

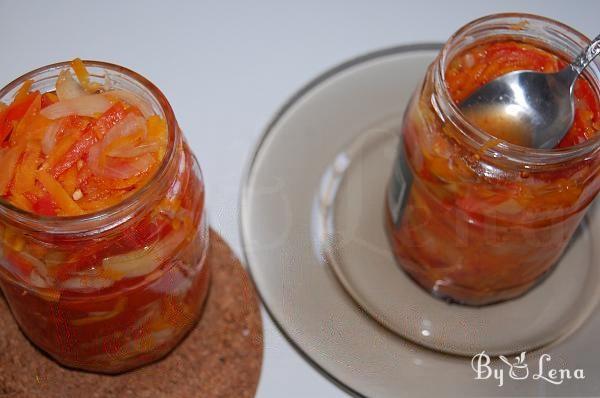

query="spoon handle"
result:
[572,33,600,75]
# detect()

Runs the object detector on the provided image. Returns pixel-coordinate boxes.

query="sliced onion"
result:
[103,113,147,147]
[30,271,49,288]
[88,113,148,173]
[105,89,154,118]
[102,70,113,91]
[103,228,186,279]
[109,154,155,179]
[87,143,101,171]
[106,142,160,158]
[88,151,154,179]
[14,251,51,287]
[23,252,48,275]
[56,70,86,101]
[60,277,114,292]
[87,114,150,179]
[41,121,61,155]
[71,297,126,326]
[41,94,112,120]
[491,198,523,216]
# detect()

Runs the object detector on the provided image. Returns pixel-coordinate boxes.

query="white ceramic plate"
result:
[240,44,600,397]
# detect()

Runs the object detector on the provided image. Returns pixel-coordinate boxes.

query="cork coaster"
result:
[0,229,263,398]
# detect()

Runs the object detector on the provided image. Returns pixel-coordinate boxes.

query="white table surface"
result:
[1,1,597,397]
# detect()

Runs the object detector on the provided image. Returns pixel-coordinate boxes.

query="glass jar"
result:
[0,61,210,373]
[386,14,600,306]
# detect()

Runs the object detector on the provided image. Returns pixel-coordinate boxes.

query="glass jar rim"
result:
[435,12,600,167]
[0,60,179,235]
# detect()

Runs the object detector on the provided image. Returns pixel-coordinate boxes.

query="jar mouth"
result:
[0,60,179,235]
[435,12,600,167]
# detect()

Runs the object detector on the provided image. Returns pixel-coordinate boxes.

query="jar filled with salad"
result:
[387,14,600,306]
[0,60,209,373]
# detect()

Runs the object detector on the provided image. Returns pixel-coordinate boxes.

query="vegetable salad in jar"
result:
[0,59,209,373]
[387,14,600,305]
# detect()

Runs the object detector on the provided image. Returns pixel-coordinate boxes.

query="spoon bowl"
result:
[459,34,600,149]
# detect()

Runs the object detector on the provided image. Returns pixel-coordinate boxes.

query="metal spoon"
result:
[459,34,600,149]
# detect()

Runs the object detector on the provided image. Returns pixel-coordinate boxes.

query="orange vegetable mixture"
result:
[388,40,600,305]
[0,59,167,215]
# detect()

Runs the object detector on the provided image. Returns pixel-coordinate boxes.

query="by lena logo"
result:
[471,351,585,387]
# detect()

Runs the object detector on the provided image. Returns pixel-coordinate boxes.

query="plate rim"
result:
[239,42,442,397]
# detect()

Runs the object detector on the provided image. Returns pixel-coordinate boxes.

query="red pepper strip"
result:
[76,165,93,186]
[51,127,97,177]
[92,102,127,139]
[0,92,39,143]
[24,191,58,216]
[51,102,127,177]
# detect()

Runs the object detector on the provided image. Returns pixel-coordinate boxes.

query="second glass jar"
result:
[386,14,600,306]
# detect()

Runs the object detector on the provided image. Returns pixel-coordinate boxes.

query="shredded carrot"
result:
[9,193,33,212]
[13,80,33,103]
[71,58,91,90]
[60,166,78,195]
[41,92,59,108]
[10,93,42,146]
[45,129,82,169]
[0,91,39,143]
[13,140,42,195]
[147,115,167,159]
[36,170,83,215]
[0,145,25,195]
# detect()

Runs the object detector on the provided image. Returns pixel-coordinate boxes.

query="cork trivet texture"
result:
[0,229,263,398]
